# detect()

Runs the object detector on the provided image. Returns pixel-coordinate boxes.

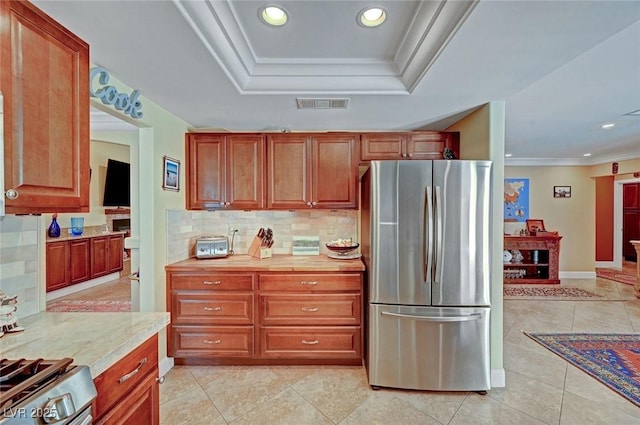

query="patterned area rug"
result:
[47,299,131,312]
[524,333,640,407]
[504,287,603,300]
[596,268,638,286]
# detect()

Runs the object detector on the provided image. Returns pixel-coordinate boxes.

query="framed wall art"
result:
[526,219,545,233]
[162,156,180,191]
[553,186,571,198]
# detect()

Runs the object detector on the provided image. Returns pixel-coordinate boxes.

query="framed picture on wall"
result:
[526,219,545,233]
[162,156,180,191]
[553,186,571,198]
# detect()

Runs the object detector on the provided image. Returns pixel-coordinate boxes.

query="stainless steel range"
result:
[0,358,97,424]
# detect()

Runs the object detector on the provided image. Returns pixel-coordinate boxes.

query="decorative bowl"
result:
[326,243,360,255]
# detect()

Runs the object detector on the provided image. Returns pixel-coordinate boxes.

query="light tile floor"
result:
[159,275,640,425]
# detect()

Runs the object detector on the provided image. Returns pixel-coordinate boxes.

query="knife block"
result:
[248,236,272,259]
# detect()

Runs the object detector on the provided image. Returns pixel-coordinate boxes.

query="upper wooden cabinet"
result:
[1,1,90,214]
[267,133,358,209]
[186,133,265,210]
[360,131,459,161]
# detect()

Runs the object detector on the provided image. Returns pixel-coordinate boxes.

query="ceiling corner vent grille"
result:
[296,98,350,109]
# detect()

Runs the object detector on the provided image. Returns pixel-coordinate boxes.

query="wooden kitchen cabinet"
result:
[0,1,90,214]
[93,334,159,425]
[166,266,363,365]
[623,183,640,261]
[46,241,69,292]
[267,133,358,209]
[69,239,91,284]
[91,234,124,278]
[46,234,124,292]
[360,131,459,161]
[185,133,265,210]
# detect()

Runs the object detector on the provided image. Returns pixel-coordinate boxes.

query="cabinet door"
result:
[69,239,90,284]
[108,235,124,273]
[95,371,159,425]
[1,1,89,214]
[407,131,459,160]
[226,134,265,209]
[46,241,69,292]
[91,237,109,278]
[623,211,639,261]
[623,183,639,209]
[185,134,226,209]
[267,134,311,209]
[312,134,357,208]
[360,133,405,161]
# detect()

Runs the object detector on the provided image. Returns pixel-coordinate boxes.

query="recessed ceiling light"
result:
[259,5,288,27]
[583,153,592,157]
[601,123,615,129]
[357,6,387,28]
[505,153,512,158]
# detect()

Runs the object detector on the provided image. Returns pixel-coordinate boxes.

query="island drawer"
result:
[260,326,361,358]
[171,326,254,357]
[260,294,360,325]
[172,293,254,325]
[259,274,361,292]
[169,273,255,291]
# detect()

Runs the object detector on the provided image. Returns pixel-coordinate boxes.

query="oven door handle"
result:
[42,393,76,423]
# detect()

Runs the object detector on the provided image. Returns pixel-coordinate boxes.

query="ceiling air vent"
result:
[296,98,350,109]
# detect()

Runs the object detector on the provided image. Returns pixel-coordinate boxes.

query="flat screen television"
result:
[102,159,130,207]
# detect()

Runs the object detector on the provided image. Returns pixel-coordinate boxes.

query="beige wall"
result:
[504,166,595,272]
[589,158,640,178]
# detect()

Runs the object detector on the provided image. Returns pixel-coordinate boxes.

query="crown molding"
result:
[173,0,475,94]
[505,151,640,167]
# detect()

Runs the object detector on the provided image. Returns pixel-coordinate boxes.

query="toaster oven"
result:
[195,236,229,259]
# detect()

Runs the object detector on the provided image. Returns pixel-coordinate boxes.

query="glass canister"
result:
[70,217,84,236]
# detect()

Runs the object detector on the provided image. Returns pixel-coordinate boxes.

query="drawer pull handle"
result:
[301,307,319,312]
[203,280,222,285]
[204,306,222,311]
[301,340,319,345]
[204,339,221,345]
[300,281,318,285]
[118,357,148,384]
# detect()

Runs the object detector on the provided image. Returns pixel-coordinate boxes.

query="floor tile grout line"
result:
[287,384,341,425]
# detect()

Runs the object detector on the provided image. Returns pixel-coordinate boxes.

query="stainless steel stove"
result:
[0,358,97,425]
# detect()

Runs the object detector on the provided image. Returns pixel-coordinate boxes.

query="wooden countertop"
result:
[0,312,169,378]
[166,254,366,272]
[46,229,127,243]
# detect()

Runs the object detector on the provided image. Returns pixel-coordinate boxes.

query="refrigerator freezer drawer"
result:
[367,304,490,391]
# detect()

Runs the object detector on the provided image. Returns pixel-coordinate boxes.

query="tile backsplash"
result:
[166,210,358,264]
[0,215,39,318]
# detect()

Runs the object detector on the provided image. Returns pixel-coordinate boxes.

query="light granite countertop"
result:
[46,229,128,243]
[0,312,169,378]
[166,254,365,272]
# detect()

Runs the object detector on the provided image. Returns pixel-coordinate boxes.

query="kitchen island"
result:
[0,312,169,377]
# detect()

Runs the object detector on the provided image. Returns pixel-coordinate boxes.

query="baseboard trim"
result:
[491,368,505,387]
[46,272,121,301]
[159,356,174,377]
[595,261,616,268]
[559,271,596,279]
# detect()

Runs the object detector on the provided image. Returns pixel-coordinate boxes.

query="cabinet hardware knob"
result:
[301,307,319,312]
[408,153,413,158]
[301,340,319,345]
[156,376,166,384]
[311,201,317,206]
[203,280,222,285]
[118,357,148,383]
[204,339,221,344]
[401,153,407,158]
[225,201,231,206]
[5,189,18,200]
[300,281,318,285]
[306,201,312,207]
[204,306,222,311]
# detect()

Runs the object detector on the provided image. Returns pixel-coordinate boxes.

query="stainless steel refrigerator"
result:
[362,160,492,391]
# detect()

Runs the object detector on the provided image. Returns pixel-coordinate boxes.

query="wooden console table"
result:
[504,235,562,284]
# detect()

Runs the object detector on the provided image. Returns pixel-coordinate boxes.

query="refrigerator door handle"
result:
[424,186,433,284]
[381,311,482,322]
[434,185,443,284]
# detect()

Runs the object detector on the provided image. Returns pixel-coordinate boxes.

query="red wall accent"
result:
[595,176,614,261]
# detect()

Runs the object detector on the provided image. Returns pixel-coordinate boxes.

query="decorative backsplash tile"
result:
[166,210,358,263]
[0,215,40,318]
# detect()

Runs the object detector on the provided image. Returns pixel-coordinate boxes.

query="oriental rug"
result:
[47,299,131,312]
[504,286,603,300]
[524,332,640,407]
[596,268,638,286]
